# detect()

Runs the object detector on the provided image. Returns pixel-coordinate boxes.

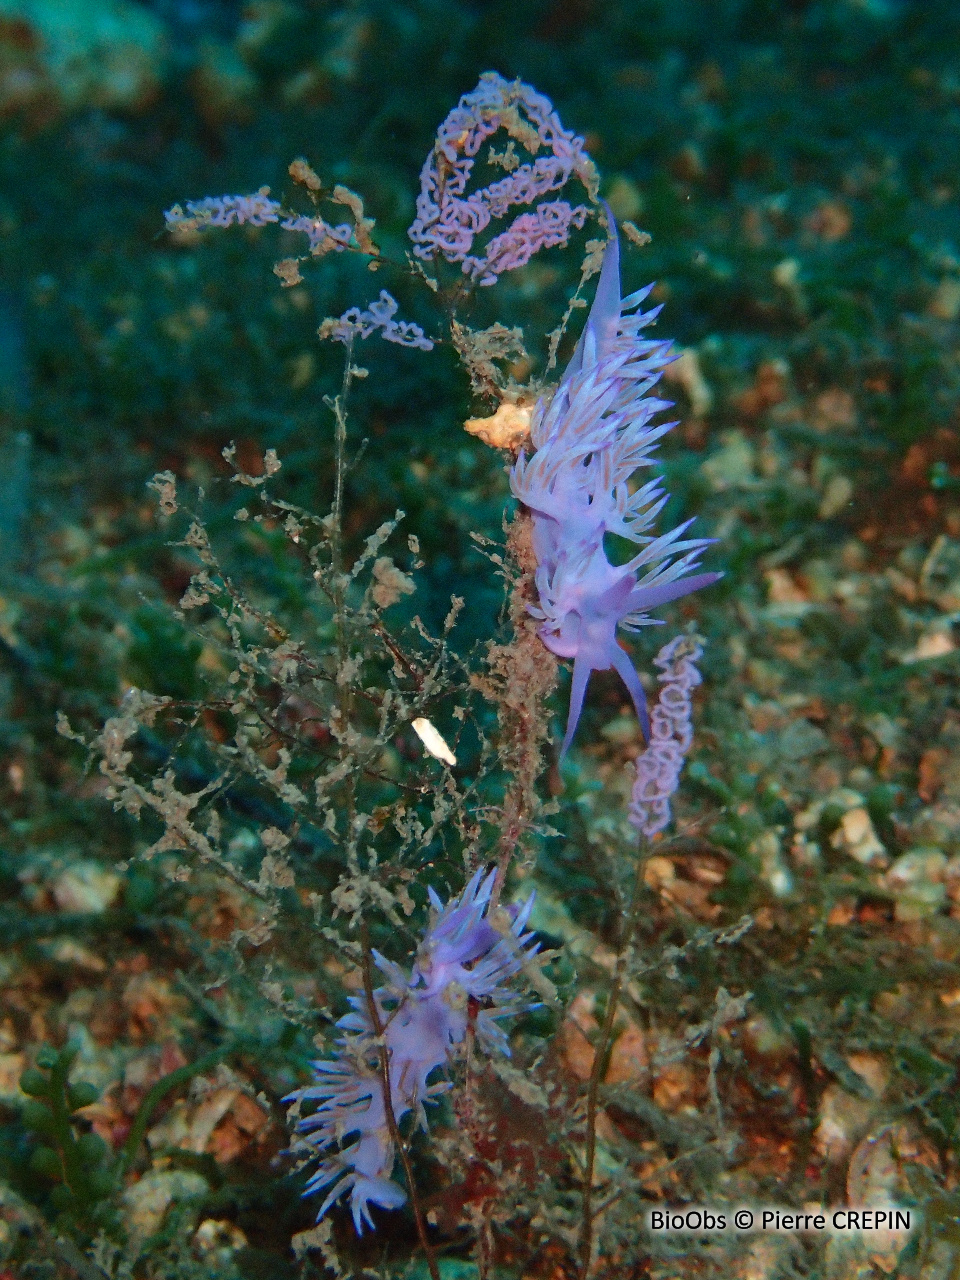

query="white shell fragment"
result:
[411,718,457,767]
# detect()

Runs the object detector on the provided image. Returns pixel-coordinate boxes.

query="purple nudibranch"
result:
[284,869,539,1234]
[510,212,721,757]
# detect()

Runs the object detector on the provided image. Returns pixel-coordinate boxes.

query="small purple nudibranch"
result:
[285,870,538,1234]
[511,214,721,757]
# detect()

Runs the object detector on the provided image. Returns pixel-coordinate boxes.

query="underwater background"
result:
[3,1,960,1277]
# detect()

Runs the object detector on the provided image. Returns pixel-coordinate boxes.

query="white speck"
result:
[412,718,456,766]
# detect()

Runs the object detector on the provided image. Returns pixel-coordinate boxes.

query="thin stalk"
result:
[489,795,524,910]
[461,1000,494,1280]
[329,340,352,591]
[118,1039,243,1173]
[359,928,440,1280]
[327,342,359,839]
[328,337,354,684]
[577,841,647,1280]
[488,510,558,909]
